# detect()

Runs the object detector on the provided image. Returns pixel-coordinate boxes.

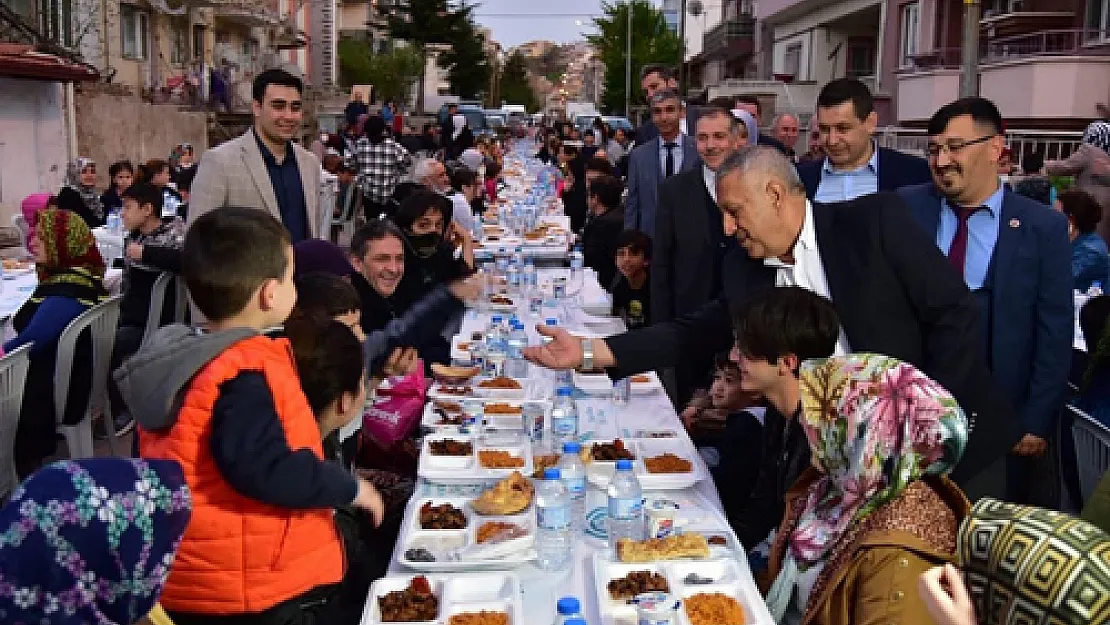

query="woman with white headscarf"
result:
[731,108,760,148]
[448,113,473,161]
[56,156,106,228]
[1047,121,1110,240]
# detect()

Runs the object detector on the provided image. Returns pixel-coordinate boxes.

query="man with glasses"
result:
[624,90,699,238]
[899,97,1072,503]
[797,78,932,202]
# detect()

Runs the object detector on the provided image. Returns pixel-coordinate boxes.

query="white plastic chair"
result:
[11,215,29,251]
[54,296,123,459]
[1070,404,1110,504]
[0,343,32,502]
[142,272,187,344]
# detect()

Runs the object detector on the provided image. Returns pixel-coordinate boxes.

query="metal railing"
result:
[900,28,1109,73]
[703,16,756,55]
[874,127,1083,166]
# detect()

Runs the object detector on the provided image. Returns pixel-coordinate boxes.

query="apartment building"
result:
[684,0,759,96]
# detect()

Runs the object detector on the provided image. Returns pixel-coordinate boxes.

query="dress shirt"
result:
[813,142,880,202]
[703,165,717,203]
[254,129,308,242]
[937,184,1004,291]
[659,134,685,177]
[449,192,477,235]
[762,200,850,355]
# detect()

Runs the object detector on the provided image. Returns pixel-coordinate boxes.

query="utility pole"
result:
[678,0,687,95]
[960,0,980,97]
[625,0,633,118]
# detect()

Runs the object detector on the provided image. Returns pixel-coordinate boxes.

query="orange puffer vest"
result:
[139,335,345,615]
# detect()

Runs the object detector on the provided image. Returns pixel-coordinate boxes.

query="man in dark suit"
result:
[653,104,743,403]
[525,146,1017,490]
[899,97,1073,503]
[634,64,677,145]
[797,78,932,201]
[624,90,699,238]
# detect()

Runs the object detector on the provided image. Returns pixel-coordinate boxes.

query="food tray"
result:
[418,433,534,484]
[573,372,612,395]
[627,372,664,395]
[360,572,524,625]
[397,496,535,572]
[591,550,773,625]
[421,399,549,432]
[583,438,706,491]
[428,377,527,401]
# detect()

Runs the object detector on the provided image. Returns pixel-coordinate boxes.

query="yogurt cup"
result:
[632,591,680,625]
[643,498,687,539]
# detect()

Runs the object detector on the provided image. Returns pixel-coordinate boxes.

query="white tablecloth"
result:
[0,268,124,321]
[383,270,773,625]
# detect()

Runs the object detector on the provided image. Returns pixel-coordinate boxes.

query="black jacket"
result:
[581,205,625,289]
[604,192,1018,487]
[796,146,932,199]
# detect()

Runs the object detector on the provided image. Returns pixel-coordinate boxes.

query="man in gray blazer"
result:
[624,90,699,238]
[189,69,322,241]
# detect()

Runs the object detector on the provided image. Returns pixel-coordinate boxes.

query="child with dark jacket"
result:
[580,174,625,289]
[610,230,652,329]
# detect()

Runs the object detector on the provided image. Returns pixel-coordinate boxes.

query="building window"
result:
[1088,0,1110,40]
[120,4,149,59]
[783,43,802,78]
[170,18,188,65]
[846,37,876,78]
[39,0,72,47]
[900,2,920,67]
[192,24,206,61]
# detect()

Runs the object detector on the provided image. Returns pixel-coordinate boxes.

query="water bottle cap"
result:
[545,318,558,326]
[564,620,588,625]
[556,597,581,614]
[616,459,634,471]
[543,467,561,480]
[491,315,503,323]
[562,441,581,454]
[556,387,573,397]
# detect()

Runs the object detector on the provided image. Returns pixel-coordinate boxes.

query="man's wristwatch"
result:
[580,339,595,372]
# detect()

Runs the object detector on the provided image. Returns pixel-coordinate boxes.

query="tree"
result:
[499,52,540,113]
[337,40,423,105]
[385,0,471,111]
[438,9,491,100]
[586,0,681,115]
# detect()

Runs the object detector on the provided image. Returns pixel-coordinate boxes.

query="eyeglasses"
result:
[925,134,996,158]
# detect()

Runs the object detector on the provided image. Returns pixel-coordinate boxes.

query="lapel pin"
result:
[1009,218,1021,228]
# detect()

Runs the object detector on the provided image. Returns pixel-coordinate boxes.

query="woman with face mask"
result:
[391,189,474,306]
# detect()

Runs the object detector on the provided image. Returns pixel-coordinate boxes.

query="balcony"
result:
[702,15,755,60]
[191,0,281,27]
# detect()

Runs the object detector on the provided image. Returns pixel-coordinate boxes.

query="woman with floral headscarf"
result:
[5,208,107,476]
[56,156,107,228]
[764,353,971,625]
[0,457,192,625]
[1048,121,1110,240]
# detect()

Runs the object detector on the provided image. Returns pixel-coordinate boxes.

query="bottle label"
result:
[538,504,571,530]
[609,496,643,521]
[563,476,587,500]
[552,416,577,437]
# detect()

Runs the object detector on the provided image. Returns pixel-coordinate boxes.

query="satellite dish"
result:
[688,0,704,16]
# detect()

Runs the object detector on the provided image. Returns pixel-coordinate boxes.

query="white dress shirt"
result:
[703,165,717,203]
[761,200,850,356]
[658,133,686,177]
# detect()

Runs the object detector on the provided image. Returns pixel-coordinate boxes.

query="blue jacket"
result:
[798,146,932,199]
[899,183,1074,436]
[1071,231,1110,293]
[623,134,699,238]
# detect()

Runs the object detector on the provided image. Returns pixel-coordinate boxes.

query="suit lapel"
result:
[990,193,1022,315]
[241,132,280,217]
[812,203,852,310]
[919,186,943,237]
[682,136,699,173]
[876,147,890,190]
[685,171,710,247]
[294,146,319,238]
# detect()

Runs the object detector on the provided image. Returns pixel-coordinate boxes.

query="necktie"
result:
[947,205,983,277]
[664,142,677,177]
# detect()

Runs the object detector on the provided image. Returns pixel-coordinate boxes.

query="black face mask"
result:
[408,232,441,258]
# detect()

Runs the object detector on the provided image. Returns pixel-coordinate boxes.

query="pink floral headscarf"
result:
[20,193,52,242]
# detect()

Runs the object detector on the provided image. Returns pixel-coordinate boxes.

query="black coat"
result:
[605,192,1018,486]
[580,205,625,289]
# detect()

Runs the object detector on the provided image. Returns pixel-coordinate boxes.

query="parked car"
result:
[601,116,634,134]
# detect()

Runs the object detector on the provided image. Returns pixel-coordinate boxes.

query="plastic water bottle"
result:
[559,442,587,533]
[528,282,544,318]
[550,387,579,450]
[506,261,522,294]
[555,597,583,625]
[536,468,572,571]
[506,321,529,378]
[513,246,525,267]
[569,245,585,275]
[607,459,644,549]
[523,258,538,289]
[107,209,122,235]
[485,316,507,377]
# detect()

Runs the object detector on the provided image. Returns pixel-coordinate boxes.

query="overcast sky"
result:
[471,0,662,48]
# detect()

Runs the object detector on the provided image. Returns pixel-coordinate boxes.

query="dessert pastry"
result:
[615,534,710,562]
[478,376,522,390]
[471,471,534,515]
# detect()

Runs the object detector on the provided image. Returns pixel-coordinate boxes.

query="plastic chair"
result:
[1070,404,1110,505]
[142,272,187,344]
[330,183,362,246]
[11,215,29,250]
[54,296,123,459]
[0,343,32,502]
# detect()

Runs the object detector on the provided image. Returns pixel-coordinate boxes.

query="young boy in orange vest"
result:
[116,207,384,624]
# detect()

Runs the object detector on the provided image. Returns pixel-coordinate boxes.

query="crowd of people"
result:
[2,62,1109,625]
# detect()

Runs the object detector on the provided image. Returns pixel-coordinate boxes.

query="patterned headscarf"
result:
[0,458,192,625]
[1083,121,1110,155]
[14,209,107,331]
[767,354,968,621]
[63,157,105,222]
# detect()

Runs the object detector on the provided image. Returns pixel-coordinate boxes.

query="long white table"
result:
[382,268,772,625]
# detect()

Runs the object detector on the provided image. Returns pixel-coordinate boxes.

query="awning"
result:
[0,43,98,82]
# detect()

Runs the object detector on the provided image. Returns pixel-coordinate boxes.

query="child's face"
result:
[152,167,171,187]
[120,197,153,231]
[709,366,748,411]
[616,247,648,278]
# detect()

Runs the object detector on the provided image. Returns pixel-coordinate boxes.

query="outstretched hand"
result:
[918,564,976,625]
[522,324,583,370]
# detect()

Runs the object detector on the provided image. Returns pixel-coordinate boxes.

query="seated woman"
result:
[56,157,106,229]
[0,457,192,625]
[764,353,970,625]
[1055,189,1109,292]
[392,188,473,306]
[5,208,107,477]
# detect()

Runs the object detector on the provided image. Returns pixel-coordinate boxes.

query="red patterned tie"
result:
[947,206,982,278]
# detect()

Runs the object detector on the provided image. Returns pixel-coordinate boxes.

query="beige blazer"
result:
[188,129,322,239]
